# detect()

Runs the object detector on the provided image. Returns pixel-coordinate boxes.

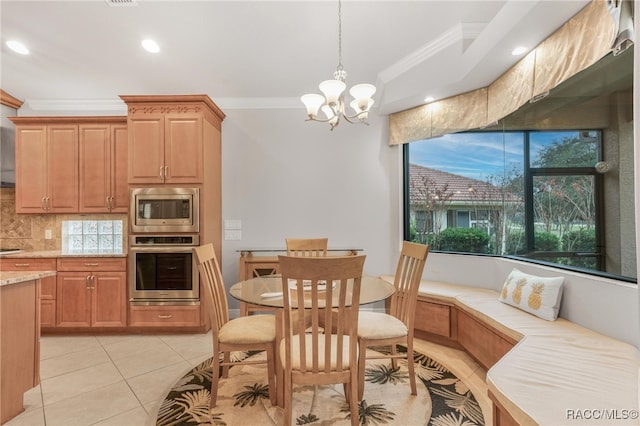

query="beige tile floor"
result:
[5,334,490,426]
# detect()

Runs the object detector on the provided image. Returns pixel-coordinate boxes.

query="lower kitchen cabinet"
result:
[129,305,201,327]
[56,258,126,328]
[0,258,57,328]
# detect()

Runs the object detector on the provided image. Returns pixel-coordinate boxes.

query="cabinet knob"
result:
[84,263,99,267]
[157,314,173,319]
[14,263,30,267]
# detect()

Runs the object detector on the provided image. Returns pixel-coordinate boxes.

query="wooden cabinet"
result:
[456,310,516,369]
[239,255,280,281]
[11,116,128,214]
[0,258,57,328]
[126,111,203,184]
[79,121,128,213]
[414,297,453,338]
[121,95,225,186]
[129,305,201,327]
[0,277,40,424]
[56,258,126,328]
[14,122,78,213]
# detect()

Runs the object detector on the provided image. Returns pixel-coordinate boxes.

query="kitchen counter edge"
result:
[0,270,57,287]
[0,250,127,259]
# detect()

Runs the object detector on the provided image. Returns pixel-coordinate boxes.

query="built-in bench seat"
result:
[392,276,640,426]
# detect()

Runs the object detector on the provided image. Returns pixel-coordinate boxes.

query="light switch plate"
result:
[224,219,242,230]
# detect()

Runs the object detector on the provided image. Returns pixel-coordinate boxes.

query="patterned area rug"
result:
[156,346,484,425]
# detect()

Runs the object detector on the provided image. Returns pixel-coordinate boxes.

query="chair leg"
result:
[222,352,231,378]
[283,373,292,426]
[357,339,367,401]
[390,344,398,370]
[210,350,221,408]
[348,375,359,426]
[406,339,417,395]
[265,344,277,406]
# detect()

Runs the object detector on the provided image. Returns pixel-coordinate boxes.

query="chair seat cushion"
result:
[357,311,407,339]
[219,314,276,344]
[280,334,355,370]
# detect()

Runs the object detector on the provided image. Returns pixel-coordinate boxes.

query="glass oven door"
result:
[129,245,199,304]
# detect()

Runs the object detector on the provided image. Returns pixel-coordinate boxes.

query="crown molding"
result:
[0,90,24,109]
[22,97,304,113]
[378,22,487,84]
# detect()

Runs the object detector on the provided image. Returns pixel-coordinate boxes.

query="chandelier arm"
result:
[342,113,370,125]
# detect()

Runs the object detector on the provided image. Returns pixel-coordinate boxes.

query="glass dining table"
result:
[229,274,395,407]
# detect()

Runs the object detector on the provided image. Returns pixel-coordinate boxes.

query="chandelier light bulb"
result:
[319,79,346,106]
[301,94,326,118]
[349,83,376,106]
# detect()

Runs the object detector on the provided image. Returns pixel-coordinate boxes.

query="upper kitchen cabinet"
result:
[12,119,78,213]
[11,116,128,214]
[78,119,128,213]
[120,95,225,185]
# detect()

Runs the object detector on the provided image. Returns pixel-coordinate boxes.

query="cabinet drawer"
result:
[0,258,57,271]
[129,305,200,327]
[57,257,126,271]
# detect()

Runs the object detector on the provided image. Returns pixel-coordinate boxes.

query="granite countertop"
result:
[0,250,127,259]
[0,270,57,287]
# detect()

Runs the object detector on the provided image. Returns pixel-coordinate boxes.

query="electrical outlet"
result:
[224,219,242,230]
[45,229,52,240]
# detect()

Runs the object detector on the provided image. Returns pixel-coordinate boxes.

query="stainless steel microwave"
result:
[130,187,199,233]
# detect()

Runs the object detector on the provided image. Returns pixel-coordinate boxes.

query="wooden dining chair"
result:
[241,238,329,317]
[194,243,277,408]
[285,237,329,257]
[278,254,366,426]
[357,241,429,400]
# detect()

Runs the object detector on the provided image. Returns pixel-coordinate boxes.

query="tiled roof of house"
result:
[409,163,519,204]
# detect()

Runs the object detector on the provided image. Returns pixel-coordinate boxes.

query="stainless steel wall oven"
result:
[129,234,199,304]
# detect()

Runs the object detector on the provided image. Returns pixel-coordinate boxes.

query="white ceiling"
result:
[1,0,590,116]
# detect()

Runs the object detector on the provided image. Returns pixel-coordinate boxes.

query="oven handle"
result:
[129,246,197,254]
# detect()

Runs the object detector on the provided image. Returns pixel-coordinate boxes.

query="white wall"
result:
[219,108,403,311]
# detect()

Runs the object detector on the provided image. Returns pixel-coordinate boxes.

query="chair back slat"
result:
[194,244,230,334]
[285,238,329,257]
[279,255,365,375]
[390,242,429,328]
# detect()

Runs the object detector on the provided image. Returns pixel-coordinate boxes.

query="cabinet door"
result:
[79,124,111,212]
[92,271,126,327]
[15,125,48,213]
[164,114,203,183]
[128,116,164,183]
[47,125,78,212]
[110,125,129,212]
[57,272,91,327]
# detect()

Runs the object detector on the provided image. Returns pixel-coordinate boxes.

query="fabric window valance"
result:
[389,0,628,145]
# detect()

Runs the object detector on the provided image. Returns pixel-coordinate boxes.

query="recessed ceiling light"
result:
[6,40,29,55]
[424,96,435,103]
[512,46,527,56]
[141,39,160,53]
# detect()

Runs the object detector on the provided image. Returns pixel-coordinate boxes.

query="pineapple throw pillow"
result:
[499,268,564,321]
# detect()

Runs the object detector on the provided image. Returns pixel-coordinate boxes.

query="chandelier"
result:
[300,0,376,130]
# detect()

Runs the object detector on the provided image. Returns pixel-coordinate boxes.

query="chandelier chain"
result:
[337,0,343,74]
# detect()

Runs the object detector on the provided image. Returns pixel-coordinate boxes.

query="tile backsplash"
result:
[0,188,128,252]
[62,220,124,254]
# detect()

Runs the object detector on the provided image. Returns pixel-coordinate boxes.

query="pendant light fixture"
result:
[300,0,376,130]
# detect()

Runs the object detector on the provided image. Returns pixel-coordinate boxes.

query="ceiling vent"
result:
[105,0,138,6]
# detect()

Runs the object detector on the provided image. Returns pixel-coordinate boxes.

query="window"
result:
[404,129,629,278]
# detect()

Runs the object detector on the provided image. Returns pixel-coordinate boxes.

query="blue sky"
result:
[409,131,583,181]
